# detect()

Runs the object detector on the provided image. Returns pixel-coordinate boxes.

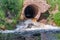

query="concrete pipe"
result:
[20,0,50,21]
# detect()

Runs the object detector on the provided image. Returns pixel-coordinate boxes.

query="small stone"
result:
[0,25,6,31]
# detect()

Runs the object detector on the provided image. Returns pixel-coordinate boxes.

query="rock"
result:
[5,18,13,23]
[0,25,6,31]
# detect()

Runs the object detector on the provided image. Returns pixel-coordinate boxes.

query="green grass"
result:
[46,0,60,11]
[0,0,24,30]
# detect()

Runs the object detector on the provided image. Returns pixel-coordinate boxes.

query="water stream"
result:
[0,19,60,40]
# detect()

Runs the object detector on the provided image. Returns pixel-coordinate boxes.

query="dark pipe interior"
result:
[24,5,35,18]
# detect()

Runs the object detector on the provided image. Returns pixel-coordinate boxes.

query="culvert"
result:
[24,5,38,19]
[20,0,50,20]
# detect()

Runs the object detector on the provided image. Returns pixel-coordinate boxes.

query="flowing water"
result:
[0,19,60,40]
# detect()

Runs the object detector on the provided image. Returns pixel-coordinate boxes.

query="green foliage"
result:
[53,12,60,26]
[46,0,60,26]
[47,14,53,21]
[0,0,23,18]
[46,0,60,11]
[0,0,24,30]
[46,0,56,11]
[0,9,5,26]
[0,9,5,19]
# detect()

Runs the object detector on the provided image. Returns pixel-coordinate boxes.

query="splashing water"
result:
[0,19,60,40]
[0,19,59,34]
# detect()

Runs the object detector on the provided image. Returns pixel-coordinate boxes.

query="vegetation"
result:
[53,12,60,26]
[0,0,24,30]
[46,0,60,11]
[46,0,60,26]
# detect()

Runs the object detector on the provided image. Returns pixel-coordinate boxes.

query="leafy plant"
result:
[53,12,60,26]
[0,9,5,19]
[0,0,23,18]
[0,0,24,30]
[46,0,60,11]
[0,8,6,26]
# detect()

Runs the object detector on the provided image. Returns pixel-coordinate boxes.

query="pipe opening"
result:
[24,5,38,19]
